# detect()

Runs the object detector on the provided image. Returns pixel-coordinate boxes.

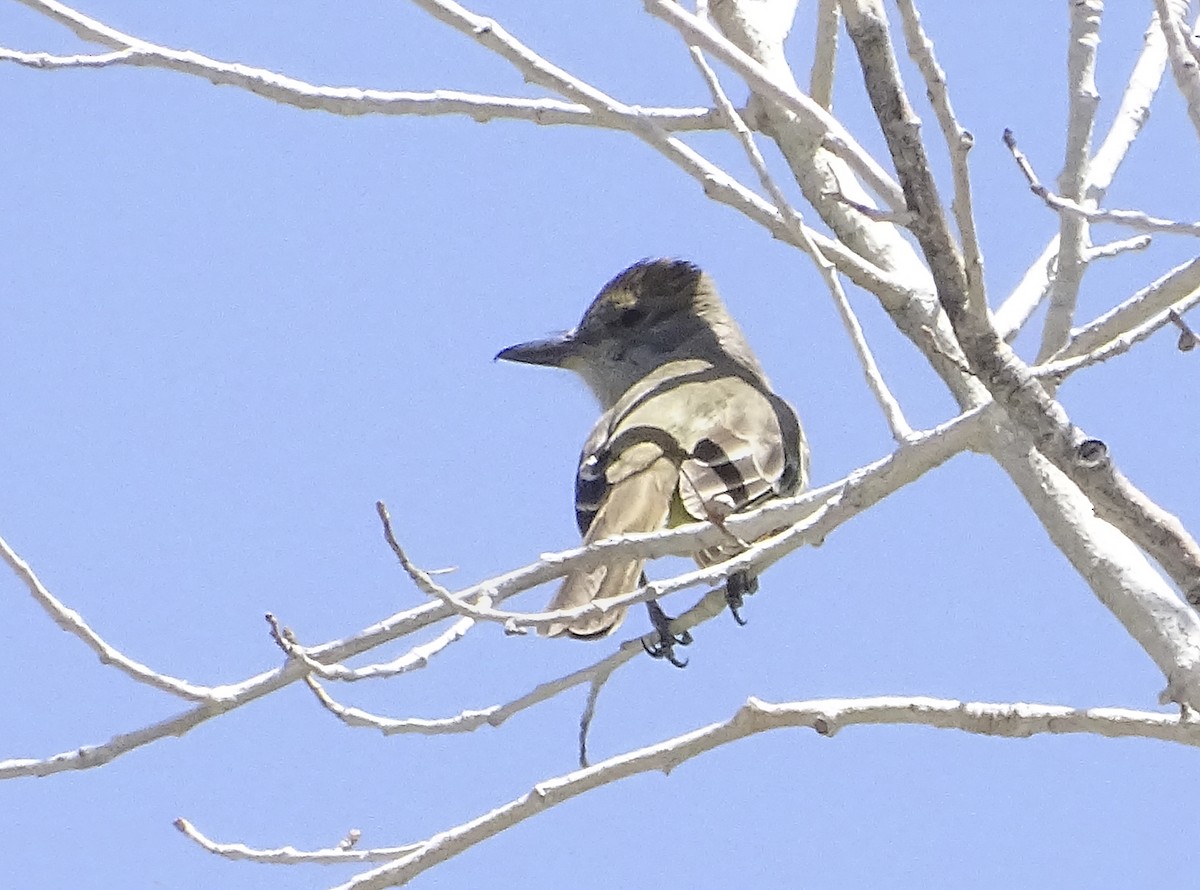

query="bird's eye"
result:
[618,307,646,328]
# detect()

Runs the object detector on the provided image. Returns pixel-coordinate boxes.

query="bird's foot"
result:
[724,571,759,626]
[642,600,692,668]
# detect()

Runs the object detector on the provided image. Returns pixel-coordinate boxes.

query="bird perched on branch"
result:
[497,259,807,663]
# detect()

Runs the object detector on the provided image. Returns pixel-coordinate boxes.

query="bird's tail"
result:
[541,456,676,638]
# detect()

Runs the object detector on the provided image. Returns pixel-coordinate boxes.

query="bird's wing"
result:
[674,376,805,520]
[545,362,805,639]
[545,436,678,639]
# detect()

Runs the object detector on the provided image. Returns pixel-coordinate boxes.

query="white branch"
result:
[1037,0,1103,363]
[387,406,984,634]
[1034,288,1200,381]
[996,11,1170,338]
[6,0,915,367]
[840,0,1200,711]
[0,404,984,779]
[1087,10,1173,198]
[1005,128,1200,238]
[0,533,214,701]
[646,0,906,211]
[808,0,840,109]
[1057,254,1200,362]
[299,640,640,737]
[1038,193,1200,237]
[707,0,984,411]
[1083,234,1152,262]
[174,817,418,864]
[217,694,1199,889]
[399,0,907,301]
[0,23,723,131]
[994,236,1060,341]
[0,593,499,779]
[267,608,480,683]
[1155,0,1200,138]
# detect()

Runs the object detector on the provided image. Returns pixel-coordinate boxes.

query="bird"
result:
[496,259,807,662]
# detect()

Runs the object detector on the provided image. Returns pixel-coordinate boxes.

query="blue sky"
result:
[3,2,1199,888]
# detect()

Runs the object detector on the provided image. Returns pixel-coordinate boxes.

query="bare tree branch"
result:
[0,400,985,779]
[1055,255,1200,363]
[1036,0,1103,364]
[4,0,917,372]
[7,4,1200,887]
[1034,290,1200,382]
[1006,128,1200,239]
[267,609,479,683]
[1155,0,1200,138]
[0,5,728,130]
[400,0,908,300]
[1083,234,1152,262]
[0,46,729,130]
[0,533,214,701]
[709,0,987,410]
[174,817,418,864]
[995,10,1171,339]
[208,694,1199,888]
[684,9,912,440]
[809,0,840,109]
[839,0,1200,701]
[995,237,1060,341]
[646,0,905,211]
[893,0,986,314]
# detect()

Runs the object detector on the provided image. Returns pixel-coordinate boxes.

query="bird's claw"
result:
[643,600,692,668]
[725,571,758,626]
[642,636,690,668]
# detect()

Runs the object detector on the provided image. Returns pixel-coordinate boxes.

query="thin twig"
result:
[1004,129,1200,238]
[267,609,479,682]
[644,0,906,211]
[0,24,726,130]
[1034,290,1200,381]
[1056,255,1200,362]
[300,641,641,736]
[0,534,214,701]
[995,12,1170,338]
[1083,234,1151,262]
[173,817,419,864]
[829,191,916,225]
[578,663,618,768]
[1044,195,1200,237]
[375,502,458,600]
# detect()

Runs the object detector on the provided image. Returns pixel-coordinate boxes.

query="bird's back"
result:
[546,358,806,638]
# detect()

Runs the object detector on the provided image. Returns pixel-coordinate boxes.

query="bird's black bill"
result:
[495,332,579,368]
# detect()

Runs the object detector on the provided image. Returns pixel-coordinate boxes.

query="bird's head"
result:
[497,258,764,407]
